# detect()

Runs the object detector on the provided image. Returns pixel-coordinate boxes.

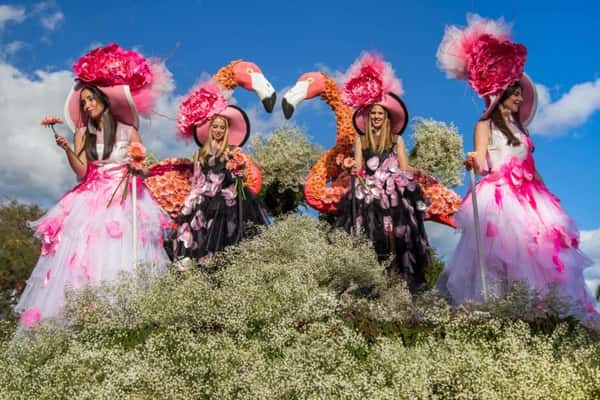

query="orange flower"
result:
[41,116,63,126]
[128,142,146,170]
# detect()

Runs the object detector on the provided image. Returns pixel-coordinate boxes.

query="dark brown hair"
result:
[76,85,116,160]
[489,81,528,146]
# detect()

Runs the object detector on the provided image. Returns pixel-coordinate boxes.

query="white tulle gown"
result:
[16,122,169,326]
[438,119,597,317]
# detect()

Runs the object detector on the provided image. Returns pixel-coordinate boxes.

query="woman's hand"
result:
[464,152,479,172]
[55,134,70,151]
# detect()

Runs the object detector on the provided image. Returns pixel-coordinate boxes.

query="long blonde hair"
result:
[362,105,393,153]
[196,115,230,165]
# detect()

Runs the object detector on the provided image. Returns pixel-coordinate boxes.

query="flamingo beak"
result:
[281,80,309,119]
[251,72,276,113]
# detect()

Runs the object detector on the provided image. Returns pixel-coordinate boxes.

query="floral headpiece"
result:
[341,52,403,109]
[72,43,172,118]
[176,80,232,139]
[436,14,527,98]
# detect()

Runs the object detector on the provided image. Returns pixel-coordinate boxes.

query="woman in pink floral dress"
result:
[16,44,171,327]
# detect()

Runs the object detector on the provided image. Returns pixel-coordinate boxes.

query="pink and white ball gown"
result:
[16,122,170,326]
[439,120,596,315]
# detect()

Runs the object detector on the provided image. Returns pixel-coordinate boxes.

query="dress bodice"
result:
[362,147,394,175]
[80,122,132,166]
[486,120,531,172]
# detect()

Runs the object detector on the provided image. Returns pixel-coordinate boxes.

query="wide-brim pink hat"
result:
[480,73,537,127]
[193,105,250,147]
[64,82,139,132]
[352,92,408,136]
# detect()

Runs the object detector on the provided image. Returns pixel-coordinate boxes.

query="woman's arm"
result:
[354,134,363,172]
[396,135,411,171]
[57,130,87,178]
[470,120,491,175]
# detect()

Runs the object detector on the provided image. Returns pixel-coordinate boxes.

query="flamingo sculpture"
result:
[145,60,276,219]
[282,71,460,228]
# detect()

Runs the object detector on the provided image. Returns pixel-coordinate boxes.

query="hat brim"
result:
[480,73,537,127]
[64,82,139,132]
[194,105,250,147]
[352,92,409,136]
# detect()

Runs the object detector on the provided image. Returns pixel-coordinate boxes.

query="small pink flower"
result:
[20,307,41,328]
[366,156,380,171]
[106,220,123,238]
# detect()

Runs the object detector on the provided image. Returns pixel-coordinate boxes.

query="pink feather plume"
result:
[341,52,403,108]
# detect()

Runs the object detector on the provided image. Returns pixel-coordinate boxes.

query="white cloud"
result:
[0,5,25,30]
[0,62,74,206]
[40,11,63,31]
[530,79,600,136]
[4,40,26,55]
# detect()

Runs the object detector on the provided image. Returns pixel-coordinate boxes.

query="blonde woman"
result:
[174,92,268,265]
[334,53,431,291]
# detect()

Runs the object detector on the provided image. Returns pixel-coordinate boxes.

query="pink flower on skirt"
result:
[20,307,41,328]
[366,156,380,171]
[106,220,123,238]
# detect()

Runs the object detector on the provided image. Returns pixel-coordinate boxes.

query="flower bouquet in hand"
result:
[336,154,367,191]
[107,143,147,207]
[226,148,248,199]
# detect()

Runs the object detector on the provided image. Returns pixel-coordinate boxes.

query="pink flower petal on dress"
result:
[494,186,503,207]
[20,307,41,328]
[485,221,498,237]
[366,156,380,171]
[106,220,123,238]
[42,269,52,288]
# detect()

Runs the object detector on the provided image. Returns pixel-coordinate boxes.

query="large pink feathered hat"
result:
[437,14,537,126]
[64,43,172,131]
[341,52,408,136]
[177,80,250,147]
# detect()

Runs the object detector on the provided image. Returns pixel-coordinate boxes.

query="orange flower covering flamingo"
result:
[145,60,273,219]
[282,72,460,228]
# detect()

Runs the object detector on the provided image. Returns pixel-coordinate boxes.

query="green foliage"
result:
[408,117,465,187]
[248,125,322,215]
[424,248,445,289]
[0,200,45,320]
[1,216,599,399]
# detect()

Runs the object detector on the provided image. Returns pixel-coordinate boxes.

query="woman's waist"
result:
[82,162,128,183]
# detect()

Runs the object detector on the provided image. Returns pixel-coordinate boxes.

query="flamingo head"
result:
[232,61,276,112]
[282,72,326,119]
